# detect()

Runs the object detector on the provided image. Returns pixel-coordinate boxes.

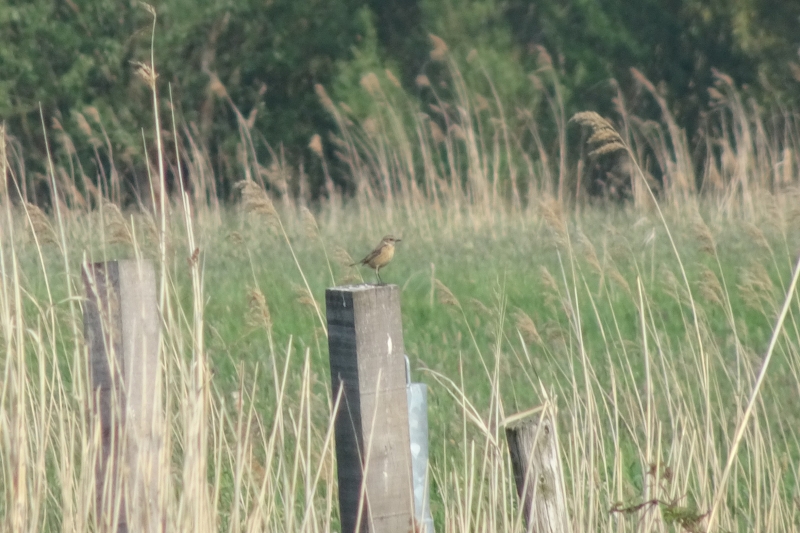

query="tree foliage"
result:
[1,0,798,202]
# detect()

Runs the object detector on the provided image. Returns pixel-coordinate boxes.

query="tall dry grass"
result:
[1,30,800,533]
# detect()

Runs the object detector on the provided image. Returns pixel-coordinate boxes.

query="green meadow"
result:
[3,183,800,531]
[2,23,800,533]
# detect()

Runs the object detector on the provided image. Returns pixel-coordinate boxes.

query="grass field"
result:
[2,189,800,531]
[2,51,800,532]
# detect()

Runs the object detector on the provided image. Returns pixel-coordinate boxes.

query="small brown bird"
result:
[351,235,401,284]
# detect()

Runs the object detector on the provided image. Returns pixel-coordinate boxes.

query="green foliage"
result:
[157,0,366,178]
[505,0,800,124]
[0,0,146,175]
[330,6,391,119]
[1,0,798,203]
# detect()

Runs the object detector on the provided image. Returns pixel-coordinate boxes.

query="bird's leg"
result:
[376,267,382,284]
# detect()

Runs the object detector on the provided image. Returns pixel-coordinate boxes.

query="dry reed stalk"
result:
[539,197,568,245]
[246,286,272,331]
[691,217,717,256]
[780,148,793,187]
[630,68,695,199]
[607,264,632,295]
[140,211,160,249]
[235,180,279,227]
[570,111,626,158]
[24,202,58,245]
[577,231,602,276]
[697,267,725,307]
[308,134,323,159]
[744,222,771,252]
[293,285,318,311]
[660,267,683,304]
[0,124,7,205]
[738,262,777,315]
[360,72,382,97]
[435,278,460,307]
[300,206,320,241]
[133,61,158,90]
[332,246,354,269]
[468,297,491,319]
[102,201,133,246]
[429,34,448,61]
[385,69,401,88]
[427,120,445,145]
[539,265,558,294]
[514,309,542,346]
[314,84,336,114]
[707,230,800,532]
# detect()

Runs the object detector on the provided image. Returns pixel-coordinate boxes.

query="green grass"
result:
[3,32,800,530]
[3,194,799,531]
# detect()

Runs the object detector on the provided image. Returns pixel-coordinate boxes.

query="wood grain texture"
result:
[326,284,415,533]
[83,259,162,533]
[505,409,568,533]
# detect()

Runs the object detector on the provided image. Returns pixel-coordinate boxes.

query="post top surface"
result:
[326,283,399,293]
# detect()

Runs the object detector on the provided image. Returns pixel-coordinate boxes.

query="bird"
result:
[351,235,401,284]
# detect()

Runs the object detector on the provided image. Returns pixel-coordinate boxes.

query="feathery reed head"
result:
[308,134,323,159]
[435,279,460,308]
[103,201,133,246]
[133,61,158,90]
[360,73,381,97]
[246,286,272,331]
[570,111,627,158]
[314,84,335,113]
[235,180,279,226]
[429,34,448,61]
[25,202,57,245]
[301,206,320,240]
[514,309,542,346]
[539,197,568,244]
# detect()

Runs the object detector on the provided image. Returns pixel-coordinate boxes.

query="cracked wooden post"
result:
[326,284,415,533]
[83,259,163,533]
[505,406,568,533]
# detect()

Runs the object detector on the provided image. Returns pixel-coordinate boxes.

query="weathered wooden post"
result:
[83,259,163,533]
[326,284,415,533]
[505,406,568,533]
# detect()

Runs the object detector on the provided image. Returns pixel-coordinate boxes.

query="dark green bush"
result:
[1,0,797,204]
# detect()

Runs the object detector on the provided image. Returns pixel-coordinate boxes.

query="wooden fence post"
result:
[83,259,163,533]
[505,406,568,533]
[326,284,415,533]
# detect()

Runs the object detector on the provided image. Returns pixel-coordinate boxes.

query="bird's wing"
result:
[361,248,380,264]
